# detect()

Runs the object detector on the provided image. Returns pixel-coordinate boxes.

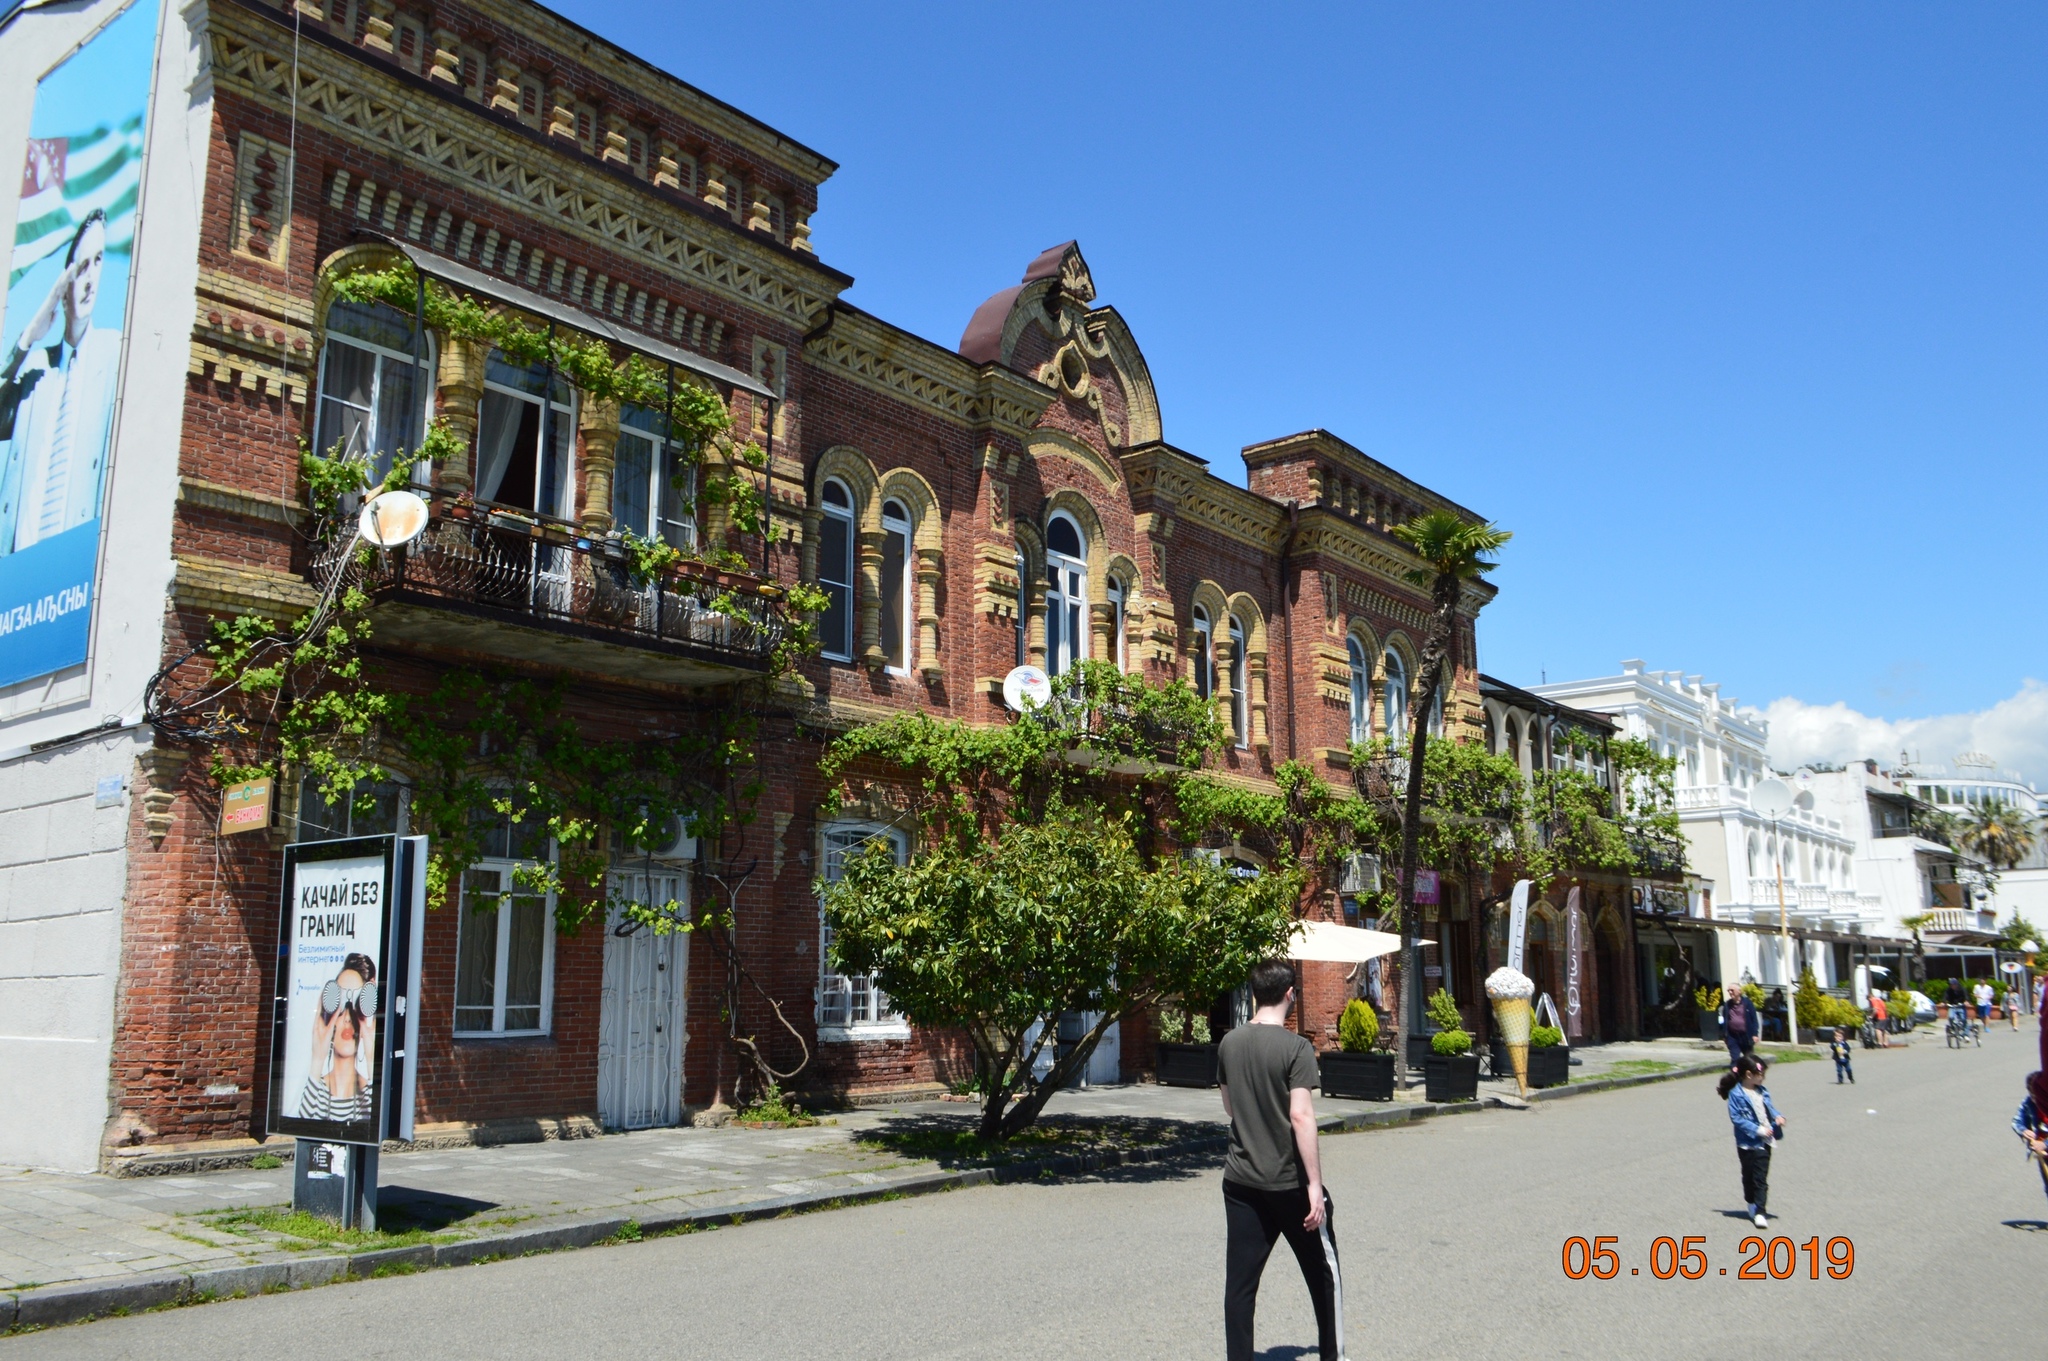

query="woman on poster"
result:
[299,953,377,1123]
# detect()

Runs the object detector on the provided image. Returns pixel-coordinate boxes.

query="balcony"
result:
[311,502,788,686]
[1628,832,1688,878]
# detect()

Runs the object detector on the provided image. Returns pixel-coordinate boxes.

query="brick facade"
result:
[104,0,1523,1158]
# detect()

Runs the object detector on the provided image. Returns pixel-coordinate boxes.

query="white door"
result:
[598,870,689,1129]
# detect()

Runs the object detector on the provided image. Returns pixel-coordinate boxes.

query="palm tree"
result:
[1389,509,1511,1052]
[1960,800,2038,870]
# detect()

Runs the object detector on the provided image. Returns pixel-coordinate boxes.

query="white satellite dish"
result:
[359,489,429,548]
[1002,664,1052,712]
[1750,777,1793,820]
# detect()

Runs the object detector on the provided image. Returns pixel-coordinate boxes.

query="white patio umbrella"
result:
[1286,919,1403,964]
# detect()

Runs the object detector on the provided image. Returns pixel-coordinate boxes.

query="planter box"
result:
[1488,1041,1570,1088]
[1699,1013,1724,1043]
[1795,1027,1818,1045]
[1424,1053,1480,1103]
[1156,1042,1218,1088]
[1406,1034,1433,1070]
[1319,1051,1396,1101]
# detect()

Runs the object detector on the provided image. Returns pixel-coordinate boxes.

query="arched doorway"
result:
[1595,910,1627,1042]
[1526,905,1559,1014]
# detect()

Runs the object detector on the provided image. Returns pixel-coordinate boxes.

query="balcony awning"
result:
[1287,920,1402,964]
[359,233,774,399]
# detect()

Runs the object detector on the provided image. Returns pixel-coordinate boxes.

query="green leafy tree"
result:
[1386,510,1511,1050]
[817,662,1303,1139]
[1912,805,1963,848]
[1960,800,2039,870]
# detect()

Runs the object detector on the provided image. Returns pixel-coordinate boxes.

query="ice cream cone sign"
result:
[1487,966,1536,1098]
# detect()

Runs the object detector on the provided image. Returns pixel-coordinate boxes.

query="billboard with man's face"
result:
[0,0,157,687]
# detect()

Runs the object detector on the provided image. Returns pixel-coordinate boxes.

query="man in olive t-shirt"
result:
[1217,959,1345,1361]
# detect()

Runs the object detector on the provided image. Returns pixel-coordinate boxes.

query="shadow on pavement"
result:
[376,1187,502,1231]
[856,1114,1210,1173]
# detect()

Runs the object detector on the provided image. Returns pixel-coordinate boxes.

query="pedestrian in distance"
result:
[1721,985,1759,1069]
[2015,1071,2048,1202]
[2010,984,2022,1031]
[1719,1054,1785,1230]
[1217,958,1345,1361]
[1975,980,1994,1027]
[1870,990,1890,1048]
[1828,1027,1855,1084]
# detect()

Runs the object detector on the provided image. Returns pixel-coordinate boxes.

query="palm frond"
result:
[1392,509,1512,586]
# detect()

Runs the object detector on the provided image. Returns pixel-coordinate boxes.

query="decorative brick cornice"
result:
[178,478,305,528]
[209,9,840,325]
[171,555,320,620]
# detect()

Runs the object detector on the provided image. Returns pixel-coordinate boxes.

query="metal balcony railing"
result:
[309,502,787,674]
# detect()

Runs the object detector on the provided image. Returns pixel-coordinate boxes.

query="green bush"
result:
[1694,984,1724,1013]
[1530,1024,1564,1048]
[1431,1027,1473,1056]
[1887,988,1915,1024]
[1919,979,1949,1003]
[1337,999,1381,1053]
[1742,981,1765,1007]
[1424,987,1463,1032]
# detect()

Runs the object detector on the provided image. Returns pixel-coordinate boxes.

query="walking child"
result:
[2018,1071,2048,1202]
[1719,1054,1785,1229]
[1828,1027,1855,1084]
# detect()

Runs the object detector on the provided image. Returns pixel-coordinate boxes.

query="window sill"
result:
[817,1022,911,1044]
[453,1030,553,1042]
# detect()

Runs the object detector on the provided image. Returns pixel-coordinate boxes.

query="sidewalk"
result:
[0,1038,1726,1330]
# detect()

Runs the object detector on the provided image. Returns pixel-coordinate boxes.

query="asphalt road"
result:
[17,1030,2043,1359]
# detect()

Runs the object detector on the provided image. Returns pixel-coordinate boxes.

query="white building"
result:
[1894,754,2048,925]
[1530,663,1878,993]
[0,0,207,1170]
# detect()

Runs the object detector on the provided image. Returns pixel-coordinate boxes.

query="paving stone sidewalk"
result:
[0,1038,1734,1326]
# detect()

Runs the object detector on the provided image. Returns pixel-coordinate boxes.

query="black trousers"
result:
[1724,1033,1754,1067]
[1223,1179,1344,1361]
[1738,1145,1772,1214]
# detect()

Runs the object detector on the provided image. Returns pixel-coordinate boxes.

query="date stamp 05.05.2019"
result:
[1561,1236,1855,1281]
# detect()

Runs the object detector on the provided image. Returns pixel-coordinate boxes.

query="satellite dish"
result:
[1002,665,1052,712]
[1751,777,1794,820]
[359,489,429,548]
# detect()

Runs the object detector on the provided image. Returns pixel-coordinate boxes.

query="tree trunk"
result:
[1394,574,1464,1065]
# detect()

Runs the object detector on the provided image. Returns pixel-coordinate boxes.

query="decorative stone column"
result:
[1250,653,1271,752]
[654,141,684,191]
[856,529,885,668]
[799,506,822,585]
[363,0,395,52]
[1089,600,1115,665]
[702,164,730,215]
[916,546,943,679]
[700,444,731,553]
[432,334,489,497]
[1215,632,1238,744]
[428,31,461,85]
[490,62,521,116]
[1023,569,1047,670]
[578,396,620,532]
[547,87,578,144]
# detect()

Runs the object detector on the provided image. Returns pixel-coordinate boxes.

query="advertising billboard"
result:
[0,0,156,688]
[270,837,396,1145]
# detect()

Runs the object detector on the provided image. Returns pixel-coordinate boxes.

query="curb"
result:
[1,1057,1724,1332]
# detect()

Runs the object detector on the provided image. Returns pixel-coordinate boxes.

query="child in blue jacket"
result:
[1718,1054,1785,1229]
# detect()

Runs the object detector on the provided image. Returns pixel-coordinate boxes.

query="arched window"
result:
[1381,649,1407,738]
[1229,615,1249,749]
[476,352,572,519]
[1550,722,1570,773]
[880,498,912,672]
[1106,575,1127,671]
[1346,638,1368,744]
[1192,605,1214,700]
[613,404,695,550]
[1747,833,1759,879]
[817,479,855,662]
[315,300,433,486]
[1044,514,1087,677]
[1504,717,1521,768]
[1427,687,1444,740]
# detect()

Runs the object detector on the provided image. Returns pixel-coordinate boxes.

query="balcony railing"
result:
[1628,833,1688,878]
[311,502,787,678]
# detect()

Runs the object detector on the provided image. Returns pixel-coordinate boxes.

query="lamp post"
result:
[1751,778,1800,1044]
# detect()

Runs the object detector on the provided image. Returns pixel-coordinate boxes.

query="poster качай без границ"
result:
[276,854,388,1139]
[0,0,157,687]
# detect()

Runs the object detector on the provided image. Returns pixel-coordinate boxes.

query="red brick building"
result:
[94,0,1551,1162]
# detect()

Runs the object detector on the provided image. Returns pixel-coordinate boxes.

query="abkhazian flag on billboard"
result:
[11,111,143,289]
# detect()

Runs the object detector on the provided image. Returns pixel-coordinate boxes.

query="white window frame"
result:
[1229,615,1249,749]
[293,773,407,843]
[881,498,914,674]
[613,404,697,551]
[313,301,436,487]
[453,849,558,1039]
[817,821,910,1041]
[1044,512,1088,678]
[476,354,576,520]
[1347,636,1368,744]
[818,478,856,662]
[1106,574,1127,672]
[1192,605,1214,699]
[1381,649,1407,738]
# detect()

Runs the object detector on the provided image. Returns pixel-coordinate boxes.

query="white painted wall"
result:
[0,0,209,1170]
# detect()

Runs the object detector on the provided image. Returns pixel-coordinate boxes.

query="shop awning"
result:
[358,233,774,399]
[1287,920,1402,964]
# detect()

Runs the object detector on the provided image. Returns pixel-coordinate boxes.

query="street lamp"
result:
[1751,777,1801,1044]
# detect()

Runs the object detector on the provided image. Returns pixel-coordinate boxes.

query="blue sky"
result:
[566,1,2046,772]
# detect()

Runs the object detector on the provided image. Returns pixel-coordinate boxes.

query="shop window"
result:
[1347,637,1368,744]
[1191,605,1213,699]
[613,403,696,550]
[881,498,912,672]
[817,479,854,661]
[1045,513,1087,677]
[454,806,556,1037]
[818,822,908,1036]
[475,353,574,518]
[314,301,432,485]
[1381,649,1407,738]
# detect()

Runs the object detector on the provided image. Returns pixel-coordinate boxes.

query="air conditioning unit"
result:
[638,812,696,862]
[1338,852,1382,895]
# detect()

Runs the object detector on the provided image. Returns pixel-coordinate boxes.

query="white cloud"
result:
[1762,681,2048,786]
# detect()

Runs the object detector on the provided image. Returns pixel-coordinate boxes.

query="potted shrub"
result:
[1527,1024,1569,1087]
[1695,984,1725,1043]
[1155,1003,1218,1088]
[1320,1000,1395,1101]
[1421,989,1479,1102]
